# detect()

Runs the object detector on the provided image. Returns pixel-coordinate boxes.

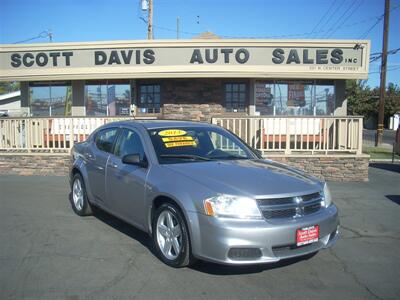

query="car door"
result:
[85,127,118,204]
[105,128,149,229]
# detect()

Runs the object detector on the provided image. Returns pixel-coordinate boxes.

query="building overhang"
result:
[0,39,370,82]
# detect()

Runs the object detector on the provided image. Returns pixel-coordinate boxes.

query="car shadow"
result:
[370,163,400,173]
[189,252,317,275]
[386,195,400,206]
[90,206,157,257]
[82,200,317,275]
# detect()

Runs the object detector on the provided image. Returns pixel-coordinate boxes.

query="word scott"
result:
[11,52,73,67]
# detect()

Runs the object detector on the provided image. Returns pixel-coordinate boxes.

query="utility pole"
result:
[176,16,180,39]
[147,0,153,39]
[375,0,390,146]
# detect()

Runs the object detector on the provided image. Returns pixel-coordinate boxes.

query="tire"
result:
[70,173,92,216]
[152,203,195,268]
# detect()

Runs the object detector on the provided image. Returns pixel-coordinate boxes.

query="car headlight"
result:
[204,195,262,219]
[321,183,333,207]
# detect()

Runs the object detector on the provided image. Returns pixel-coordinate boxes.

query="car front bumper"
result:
[188,204,339,265]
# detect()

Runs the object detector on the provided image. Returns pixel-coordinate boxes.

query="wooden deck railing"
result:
[211,116,363,155]
[0,116,151,153]
[0,116,363,155]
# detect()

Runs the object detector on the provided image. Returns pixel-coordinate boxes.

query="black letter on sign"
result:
[235,48,249,64]
[108,50,121,65]
[121,50,133,64]
[272,49,284,64]
[220,48,233,63]
[95,51,107,65]
[330,49,343,64]
[23,53,35,67]
[205,49,217,63]
[11,53,21,67]
[62,52,73,66]
[190,49,204,64]
[49,52,61,66]
[143,49,155,64]
[36,53,48,67]
[303,49,314,64]
[135,50,141,64]
[316,50,328,64]
[286,49,300,64]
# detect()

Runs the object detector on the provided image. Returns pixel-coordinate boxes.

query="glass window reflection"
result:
[255,80,335,116]
[85,80,131,116]
[30,82,72,117]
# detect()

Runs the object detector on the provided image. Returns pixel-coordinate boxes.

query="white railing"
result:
[0,116,153,153]
[211,116,363,155]
[0,116,363,155]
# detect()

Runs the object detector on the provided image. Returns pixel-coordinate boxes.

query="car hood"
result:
[164,159,322,198]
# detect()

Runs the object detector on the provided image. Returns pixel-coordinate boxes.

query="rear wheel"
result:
[152,203,195,268]
[70,173,92,216]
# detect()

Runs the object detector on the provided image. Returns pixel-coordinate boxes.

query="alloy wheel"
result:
[156,210,182,260]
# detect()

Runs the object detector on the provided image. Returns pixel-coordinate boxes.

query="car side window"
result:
[114,129,146,160]
[95,128,118,153]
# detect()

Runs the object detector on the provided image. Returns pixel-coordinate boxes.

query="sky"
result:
[0,0,399,88]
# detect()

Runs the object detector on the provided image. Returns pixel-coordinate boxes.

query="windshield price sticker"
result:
[164,141,197,148]
[162,136,194,142]
[158,129,187,137]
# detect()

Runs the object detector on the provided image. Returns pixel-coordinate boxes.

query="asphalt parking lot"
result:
[1,164,399,300]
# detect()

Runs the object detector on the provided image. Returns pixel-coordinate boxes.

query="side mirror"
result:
[122,154,148,168]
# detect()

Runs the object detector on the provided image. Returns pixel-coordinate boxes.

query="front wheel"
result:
[152,203,195,268]
[70,173,92,216]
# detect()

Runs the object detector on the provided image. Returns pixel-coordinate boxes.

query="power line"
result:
[370,47,400,62]
[150,4,399,40]
[312,0,346,38]
[369,66,400,74]
[13,30,52,44]
[306,0,337,38]
[359,2,400,39]
[325,0,365,38]
[323,0,359,38]
[359,15,384,39]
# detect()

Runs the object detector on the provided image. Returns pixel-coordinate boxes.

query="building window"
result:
[139,85,161,113]
[225,83,246,112]
[29,81,72,117]
[255,80,335,116]
[85,80,131,116]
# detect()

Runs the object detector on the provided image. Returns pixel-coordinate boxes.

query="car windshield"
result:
[148,126,255,164]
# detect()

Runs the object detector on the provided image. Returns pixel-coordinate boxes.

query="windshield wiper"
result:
[160,154,212,161]
[210,155,249,160]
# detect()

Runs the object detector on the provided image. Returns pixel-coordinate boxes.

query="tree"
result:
[346,80,400,127]
[0,81,20,95]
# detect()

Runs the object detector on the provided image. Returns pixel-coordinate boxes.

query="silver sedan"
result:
[70,120,339,267]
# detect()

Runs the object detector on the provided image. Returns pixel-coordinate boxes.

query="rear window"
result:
[95,128,118,153]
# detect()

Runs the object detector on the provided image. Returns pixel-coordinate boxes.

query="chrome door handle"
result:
[110,163,118,168]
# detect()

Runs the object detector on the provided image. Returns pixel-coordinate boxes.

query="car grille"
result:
[256,192,323,220]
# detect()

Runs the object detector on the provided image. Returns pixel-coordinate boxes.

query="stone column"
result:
[20,81,30,116]
[71,80,85,116]
[248,79,256,116]
[334,80,347,116]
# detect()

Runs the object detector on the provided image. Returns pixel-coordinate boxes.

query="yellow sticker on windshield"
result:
[158,129,187,137]
[164,141,197,148]
[162,136,194,142]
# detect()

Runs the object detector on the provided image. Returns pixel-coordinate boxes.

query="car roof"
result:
[107,119,218,130]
